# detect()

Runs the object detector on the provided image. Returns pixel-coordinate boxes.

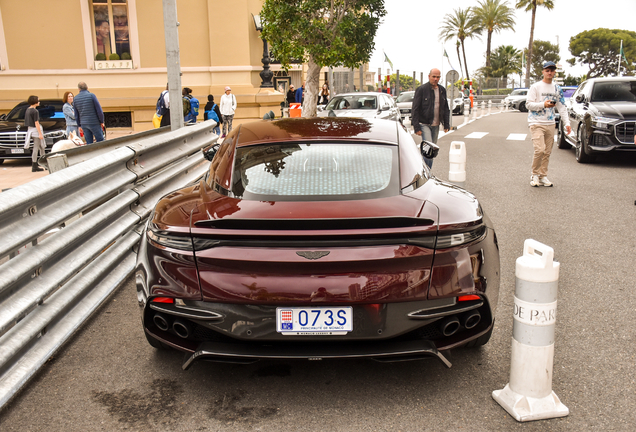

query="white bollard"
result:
[488,100,492,115]
[479,101,485,118]
[472,102,478,121]
[499,100,503,113]
[463,101,470,124]
[448,141,466,187]
[403,115,411,130]
[492,239,569,422]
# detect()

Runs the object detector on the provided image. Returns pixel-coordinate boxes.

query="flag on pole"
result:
[383,51,393,71]
[620,43,628,63]
[443,48,455,71]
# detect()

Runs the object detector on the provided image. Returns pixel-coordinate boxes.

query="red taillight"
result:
[151,297,175,304]
[458,294,481,301]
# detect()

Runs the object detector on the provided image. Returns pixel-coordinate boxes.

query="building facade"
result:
[0,0,291,131]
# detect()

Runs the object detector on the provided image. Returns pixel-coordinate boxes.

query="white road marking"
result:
[507,134,527,141]
[464,132,489,139]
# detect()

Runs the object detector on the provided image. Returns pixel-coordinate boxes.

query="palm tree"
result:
[472,0,516,70]
[490,45,522,78]
[516,0,554,87]
[438,8,482,80]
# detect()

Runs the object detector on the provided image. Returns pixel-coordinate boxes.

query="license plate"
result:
[10,148,25,154]
[276,307,353,335]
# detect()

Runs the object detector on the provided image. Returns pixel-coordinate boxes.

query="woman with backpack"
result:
[204,94,223,136]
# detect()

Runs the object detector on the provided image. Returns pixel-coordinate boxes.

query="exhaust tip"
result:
[153,313,170,331]
[173,319,191,339]
[439,316,460,337]
[461,311,481,330]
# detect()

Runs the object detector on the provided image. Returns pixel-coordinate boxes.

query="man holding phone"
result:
[526,61,571,187]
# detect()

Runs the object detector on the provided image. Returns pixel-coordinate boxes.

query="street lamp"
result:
[252,14,273,88]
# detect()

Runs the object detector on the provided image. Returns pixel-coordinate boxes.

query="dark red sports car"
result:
[136,117,500,369]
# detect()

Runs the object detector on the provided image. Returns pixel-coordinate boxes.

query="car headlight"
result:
[591,116,616,130]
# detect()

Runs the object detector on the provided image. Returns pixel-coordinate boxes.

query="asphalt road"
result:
[1,111,635,431]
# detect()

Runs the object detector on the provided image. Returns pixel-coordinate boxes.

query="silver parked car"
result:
[503,88,529,112]
[317,92,401,122]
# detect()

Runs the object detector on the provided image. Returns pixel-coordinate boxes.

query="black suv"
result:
[0,99,67,164]
[557,77,636,163]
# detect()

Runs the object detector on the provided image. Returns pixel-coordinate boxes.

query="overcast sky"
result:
[369,0,636,85]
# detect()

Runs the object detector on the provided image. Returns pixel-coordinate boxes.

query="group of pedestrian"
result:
[409,59,571,188]
[284,82,330,107]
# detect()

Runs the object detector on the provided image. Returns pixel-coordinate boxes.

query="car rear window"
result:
[325,96,377,110]
[591,81,636,102]
[396,93,414,103]
[231,143,398,201]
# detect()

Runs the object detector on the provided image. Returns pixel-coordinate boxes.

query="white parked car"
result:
[317,92,401,122]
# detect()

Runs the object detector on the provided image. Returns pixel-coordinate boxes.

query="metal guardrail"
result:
[0,121,218,409]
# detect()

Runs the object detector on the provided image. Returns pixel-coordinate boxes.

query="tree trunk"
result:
[456,41,464,78]
[486,31,493,68]
[302,55,321,118]
[525,4,537,88]
[461,40,470,80]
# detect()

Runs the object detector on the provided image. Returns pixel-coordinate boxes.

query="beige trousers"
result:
[529,124,554,177]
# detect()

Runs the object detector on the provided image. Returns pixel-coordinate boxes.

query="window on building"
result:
[92,0,130,61]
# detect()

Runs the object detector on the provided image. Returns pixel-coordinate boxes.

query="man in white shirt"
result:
[526,61,572,187]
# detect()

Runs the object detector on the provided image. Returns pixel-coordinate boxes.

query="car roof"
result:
[585,77,636,83]
[331,92,383,97]
[11,99,64,107]
[235,118,399,147]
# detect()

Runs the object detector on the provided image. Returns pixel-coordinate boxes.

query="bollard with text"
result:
[492,239,568,422]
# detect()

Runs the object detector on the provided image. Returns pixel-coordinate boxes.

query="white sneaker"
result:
[530,175,540,187]
[539,176,553,187]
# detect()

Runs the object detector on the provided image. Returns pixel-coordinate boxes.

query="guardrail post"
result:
[492,239,569,422]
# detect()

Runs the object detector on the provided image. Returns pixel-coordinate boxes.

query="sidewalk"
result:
[0,129,136,192]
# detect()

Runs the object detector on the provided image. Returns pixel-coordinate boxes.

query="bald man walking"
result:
[412,68,450,169]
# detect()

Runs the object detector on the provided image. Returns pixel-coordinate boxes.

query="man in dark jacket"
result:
[286,84,296,105]
[411,68,450,168]
[73,82,105,143]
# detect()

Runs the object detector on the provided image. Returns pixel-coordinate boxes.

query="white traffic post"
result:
[492,239,569,422]
[479,101,485,118]
[472,102,478,121]
[463,100,470,124]
[488,100,492,115]
[499,100,503,113]
[448,141,466,187]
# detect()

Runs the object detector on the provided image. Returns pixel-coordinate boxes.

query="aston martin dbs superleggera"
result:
[135,117,499,369]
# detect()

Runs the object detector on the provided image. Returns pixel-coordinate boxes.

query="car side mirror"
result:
[575,94,586,104]
[420,140,439,160]
[203,143,219,161]
[381,104,390,111]
[0,114,6,121]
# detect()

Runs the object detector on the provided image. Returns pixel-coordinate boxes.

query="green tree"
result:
[568,28,636,78]
[523,39,559,81]
[388,74,421,92]
[563,74,584,86]
[261,0,386,117]
[516,0,555,87]
[490,45,522,78]
[472,0,516,70]
[438,8,482,80]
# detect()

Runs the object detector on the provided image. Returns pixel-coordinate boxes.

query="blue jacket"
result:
[295,87,304,103]
[73,90,104,126]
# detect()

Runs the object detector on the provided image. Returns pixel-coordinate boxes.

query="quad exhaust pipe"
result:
[438,310,481,336]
